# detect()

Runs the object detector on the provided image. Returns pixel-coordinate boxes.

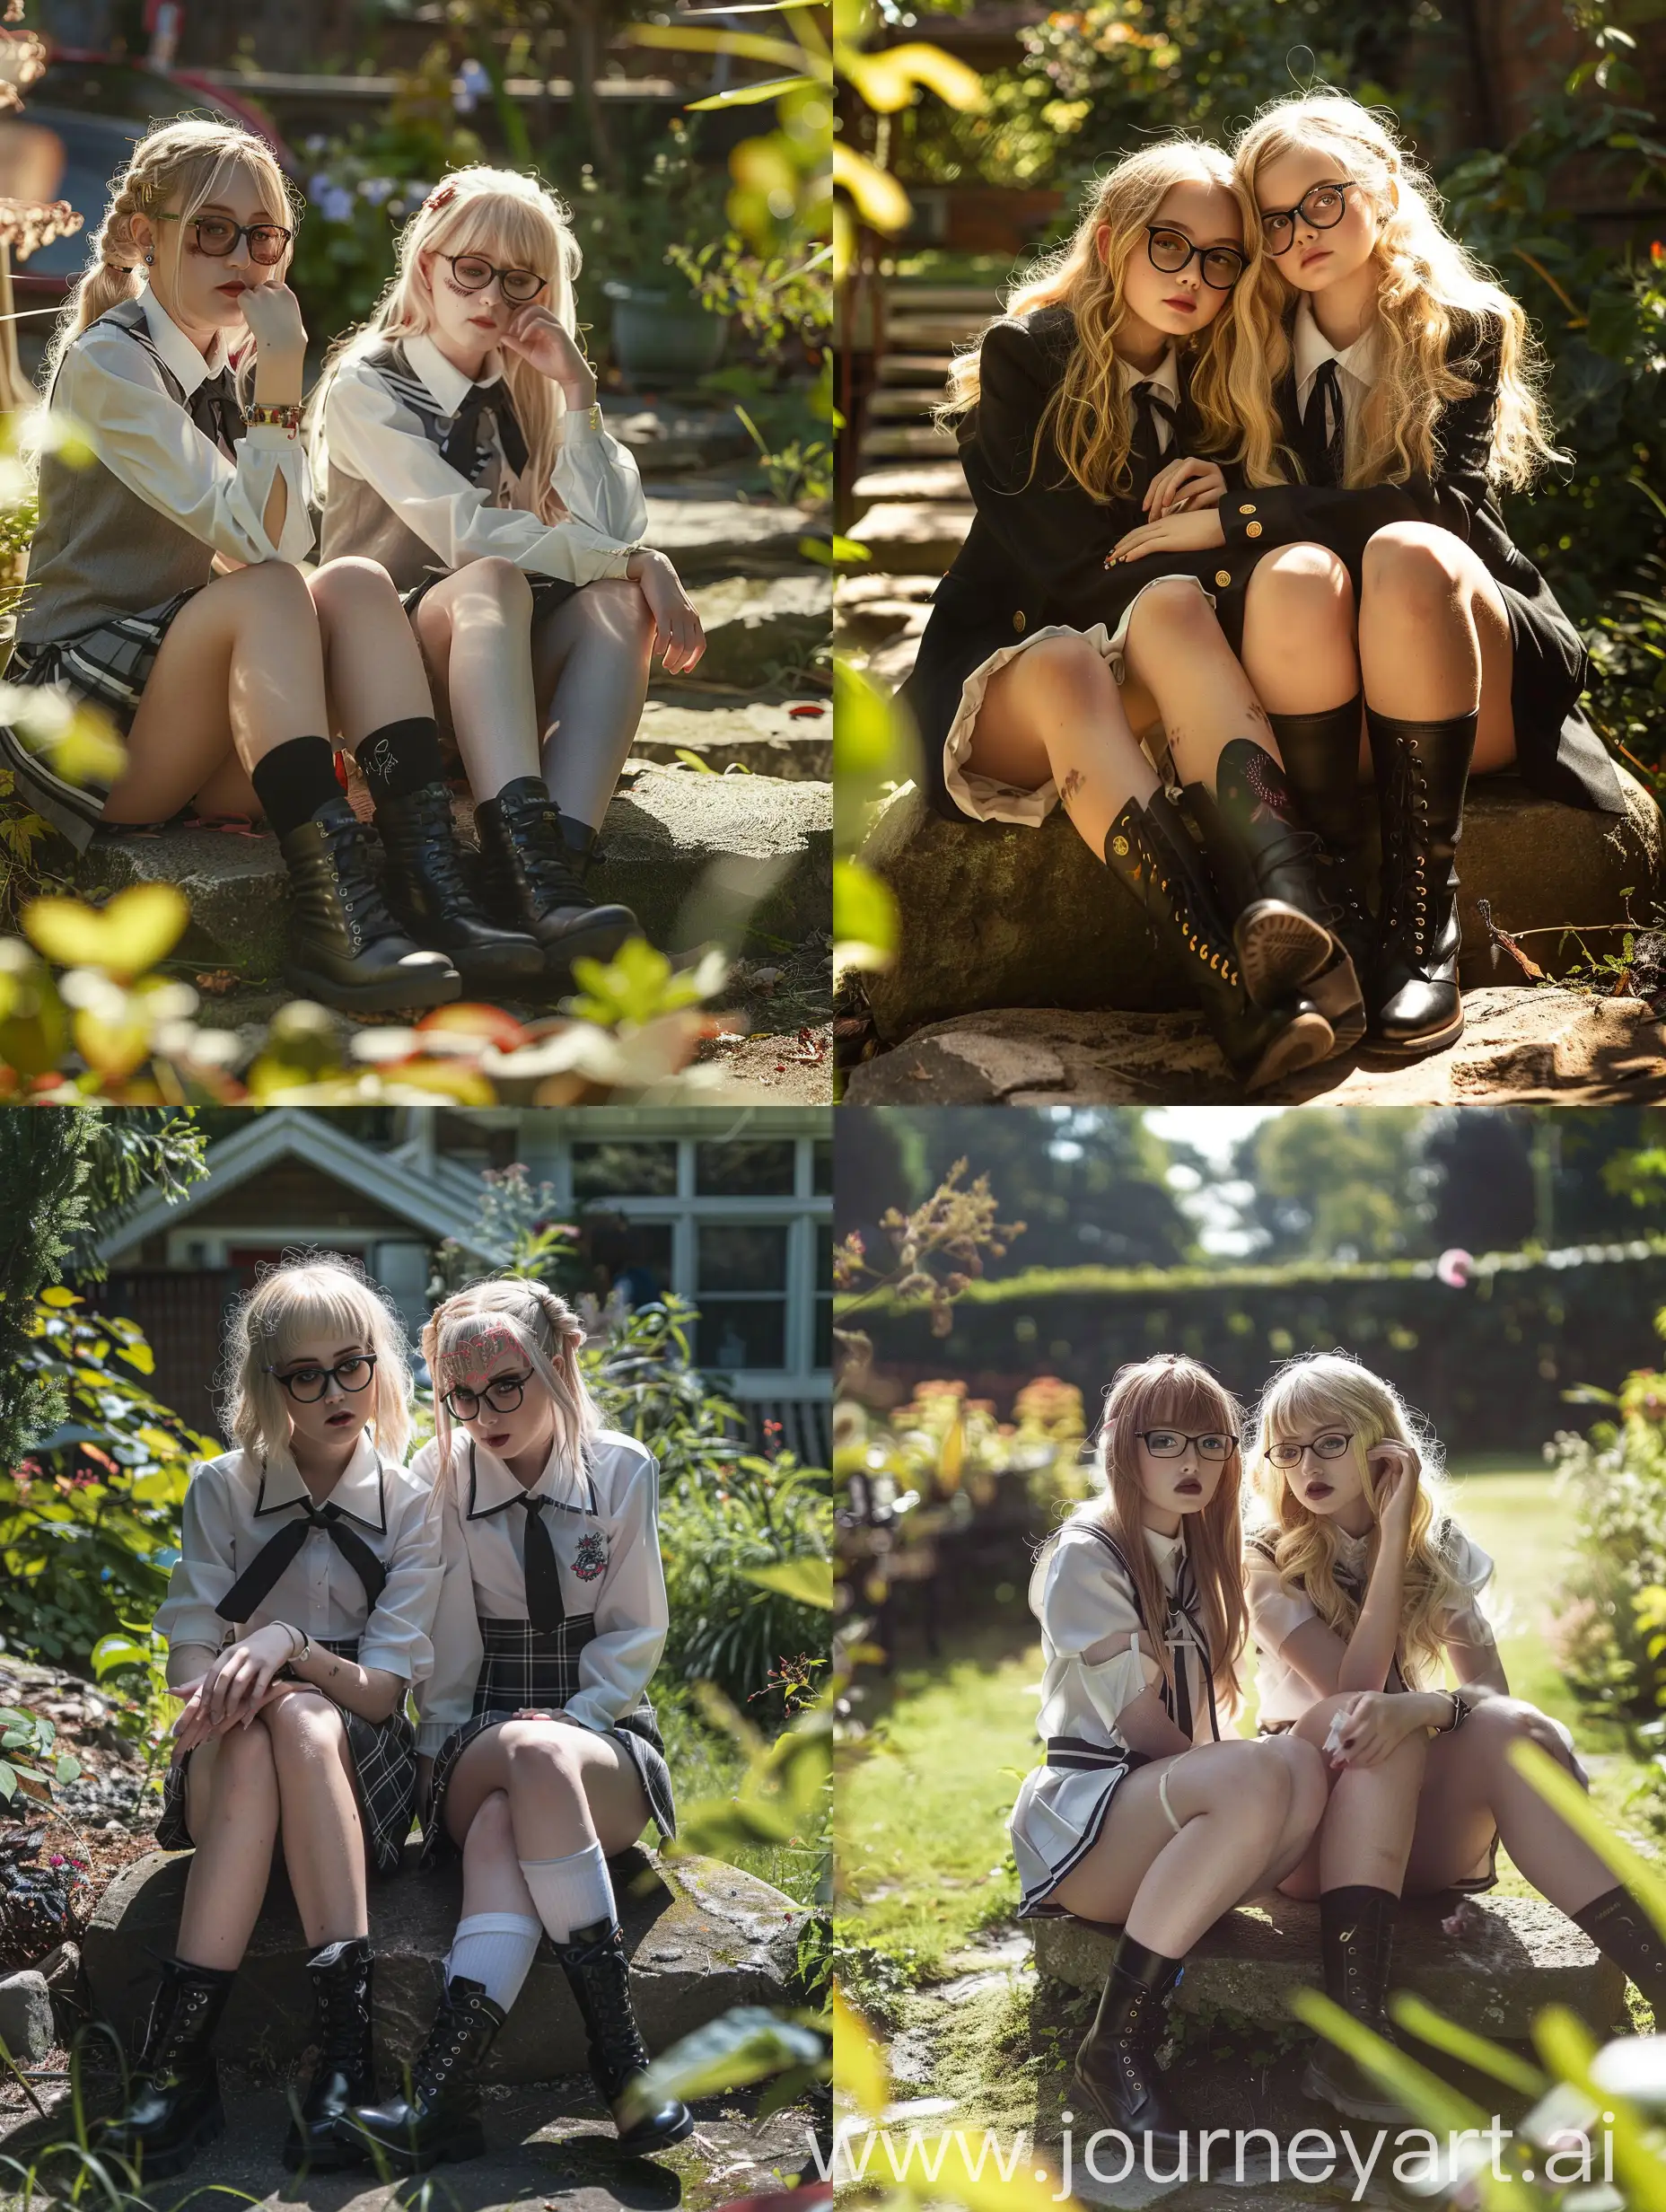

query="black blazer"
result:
[1218,312,1623,812]
[903,303,1263,819]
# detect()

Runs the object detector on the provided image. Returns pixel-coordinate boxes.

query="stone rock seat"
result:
[83,1845,804,2085]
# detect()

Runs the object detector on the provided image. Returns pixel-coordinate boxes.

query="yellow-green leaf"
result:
[742,1557,834,1609]
[24,884,189,981]
[832,143,910,231]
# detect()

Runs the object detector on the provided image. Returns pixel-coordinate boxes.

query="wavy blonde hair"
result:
[1249,1352,1467,1688]
[220,1252,414,1470]
[421,1277,601,1489]
[310,164,583,523]
[1067,1353,1250,1716]
[1231,93,1558,492]
[938,140,1285,501]
[42,117,296,399]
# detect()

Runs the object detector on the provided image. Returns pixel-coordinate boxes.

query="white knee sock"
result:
[443,1912,542,2013]
[519,1839,615,1944]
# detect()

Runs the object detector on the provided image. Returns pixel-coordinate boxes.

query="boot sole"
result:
[1306,950,1368,1058]
[1364,1005,1466,1059]
[616,2106,697,2155]
[1241,1010,1334,1095]
[540,918,640,992]
[281,963,461,1015]
[99,2100,224,2182]
[1235,902,1334,1005]
[1300,2052,1403,2123]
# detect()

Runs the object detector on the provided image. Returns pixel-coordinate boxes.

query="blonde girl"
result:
[311,166,706,990]
[0,121,539,1010]
[1216,93,1626,1061]
[1009,1356,1327,2153]
[1247,1353,1665,2120]
[902,138,1364,1096]
[97,1256,441,2181]
[334,1277,689,2172]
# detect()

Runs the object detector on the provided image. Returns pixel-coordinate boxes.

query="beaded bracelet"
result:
[246,399,301,436]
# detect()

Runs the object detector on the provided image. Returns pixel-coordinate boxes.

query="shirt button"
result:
[1246,521,1264,538]
[1013,610,1026,634]
[1214,569,1232,586]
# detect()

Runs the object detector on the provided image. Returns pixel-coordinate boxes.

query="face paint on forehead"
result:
[443,1322,529,1393]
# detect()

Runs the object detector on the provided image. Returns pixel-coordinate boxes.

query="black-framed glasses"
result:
[1145,227,1245,291]
[439,252,548,305]
[1259,181,1361,258]
[160,212,294,265]
[443,1372,532,1420]
[1139,1427,1236,1462]
[268,1353,377,1403]
[1266,1430,1356,1468]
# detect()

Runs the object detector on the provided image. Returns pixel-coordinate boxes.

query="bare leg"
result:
[413,557,543,798]
[962,632,1160,856]
[262,1691,370,1947]
[1050,1737,1311,1954]
[175,1723,279,1971]
[1118,576,1291,794]
[103,563,332,824]
[308,556,436,746]
[1359,523,1517,775]
[1241,544,1361,716]
[1275,1693,1426,1900]
[1259,1734,1334,1888]
[460,1787,542,1919]
[530,578,656,832]
[443,1718,651,1860]
[1404,1698,1609,1912]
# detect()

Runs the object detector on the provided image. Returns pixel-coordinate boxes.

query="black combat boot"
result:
[1367,707,1477,1057]
[1302,1885,1405,2122]
[1267,698,1372,1055]
[1574,1885,1666,2017]
[372,783,545,997]
[554,1918,693,2154]
[89,1956,234,2180]
[283,1937,377,2172]
[1102,793,1333,1094]
[332,1975,505,2174]
[277,795,460,1014]
[1071,1935,1185,2153]
[475,777,639,988]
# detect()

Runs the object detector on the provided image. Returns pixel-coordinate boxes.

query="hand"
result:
[1105,508,1225,566]
[627,550,706,674]
[503,305,595,404]
[238,278,307,362]
[1328,1690,1426,1769]
[1144,457,1227,519]
[511,1707,574,1723]
[1370,1442,1421,1555]
[197,1621,298,1733]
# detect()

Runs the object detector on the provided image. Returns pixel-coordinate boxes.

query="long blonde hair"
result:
[42,118,296,399]
[1249,1352,1466,1687]
[220,1252,414,1469]
[939,140,1285,501]
[1072,1353,1250,1714]
[310,165,583,523]
[421,1277,601,1488]
[1231,93,1558,492]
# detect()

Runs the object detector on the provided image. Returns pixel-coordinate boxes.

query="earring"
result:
[144,250,154,266]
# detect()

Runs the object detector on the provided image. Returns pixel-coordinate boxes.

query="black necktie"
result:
[516,1492,566,1632]
[1129,382,1175,481]
[216,1500,387,1625]
[189,366,245,459]
[1302,358,1346,487]
[441,385,530,482]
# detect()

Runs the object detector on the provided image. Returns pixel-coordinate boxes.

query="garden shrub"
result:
[1552,1359,1666,1722]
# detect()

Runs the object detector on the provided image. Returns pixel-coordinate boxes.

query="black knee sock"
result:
[354,715,446,803]
[1319,1883,1399,2021]
[1573,1884,1666,2009]
[251,736,342,840]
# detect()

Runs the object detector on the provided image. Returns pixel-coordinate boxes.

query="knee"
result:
[1272,1736,1330,1824]
[263,1690,346,1758]
[574,576,655,647]
[1246,542,1355,631]
[1202,1740,1290,1823]
[215,1715,276,1783]
[464,1788,517,1858]
[463,555,536,618]
[310,554,400,626]
[226,557,318,631]
[1127,576,1217,645]
[1362,524,1462,616]
[1022,631,1110,702]
[502,1720,584,1793]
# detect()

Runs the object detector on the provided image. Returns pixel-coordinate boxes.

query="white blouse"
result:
[1029,1515,1216,1753]
[54,286,314,568]
[1292,294,1382,430]
[154,1431,442,1682]
[413,1426,669,1756]
[1248,1521,1497,1727]
[1117,345,1179,456]
[320,330,647,586]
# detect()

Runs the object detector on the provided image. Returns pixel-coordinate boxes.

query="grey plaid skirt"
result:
[158,1637,419,1877]
[423,1616,676,1865]
[3,587,203,850]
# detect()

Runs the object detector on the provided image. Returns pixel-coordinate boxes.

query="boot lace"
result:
[1140,828,1241,988]
[410,1995,482,2104]
[498,788,590,911]
[575,1937,651,2076]
[315,1963,372,2070]
[146,1979,218,2076]
[318,810,400,951]
[1380,734,1433,954]
[403,787,488,917]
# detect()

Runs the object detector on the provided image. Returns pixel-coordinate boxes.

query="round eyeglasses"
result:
[1259,181,1360,259]
[268,1353,376,1403]
[160,212,294,266]
[1138,1428,1235,1462]
[443,1373,531,1421]
[1145,227,1246,292]
[1266,1430,1356,1468]
[439,252,547,306]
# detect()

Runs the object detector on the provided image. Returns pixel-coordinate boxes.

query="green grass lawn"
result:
[836,1468,1651,1975]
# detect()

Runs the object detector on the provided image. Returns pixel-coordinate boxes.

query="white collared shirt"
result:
[51,285,315,567]
[319,329,647,585]
[1028,1514,1214,1752]
[1292,294,1381,426]
[154,1431,441,1681]
[412,1426,669,1755]
[1117,345,1180,457]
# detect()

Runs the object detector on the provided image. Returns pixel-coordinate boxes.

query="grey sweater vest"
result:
[19,297,221,647]
[319,341,495,594]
